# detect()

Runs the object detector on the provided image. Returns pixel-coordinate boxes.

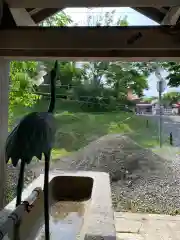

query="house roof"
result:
[26,7,171,24]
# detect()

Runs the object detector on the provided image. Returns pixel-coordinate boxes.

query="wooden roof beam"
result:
[0,2,16,27]
[0,26,180,61]
[28,8,44,16]
[133,7,165,23]
[9,8,36,26]
[162,6,180,25]
[30,8,61,23]
[5,0,180,8]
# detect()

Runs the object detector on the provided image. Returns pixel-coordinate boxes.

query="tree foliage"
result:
[106,62,148,98]
[87,9,128,26]
[133,61,180,88]
[9,11,73,125]
[9,61,40,119]
[162,91,180,104]
[162,62,180,87]
[39,11,72,26]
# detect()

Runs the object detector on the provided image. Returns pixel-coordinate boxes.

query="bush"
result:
[36,85,135,113]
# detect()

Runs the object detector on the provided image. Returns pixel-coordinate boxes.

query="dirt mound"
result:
[53,134,180,214]
[54,134,170,181]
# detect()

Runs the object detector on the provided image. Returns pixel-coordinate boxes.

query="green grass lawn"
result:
[10,99,160,160]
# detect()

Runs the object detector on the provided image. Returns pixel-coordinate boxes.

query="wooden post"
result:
[170,132,173,146]
[0,59,9,209]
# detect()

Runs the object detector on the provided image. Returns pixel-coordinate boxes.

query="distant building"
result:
[127,88,140,103]
[135,103,153,114]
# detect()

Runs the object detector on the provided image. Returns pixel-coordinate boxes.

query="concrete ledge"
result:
[115,212,180,221]
[115,211,180,240]
[0,170,116,240]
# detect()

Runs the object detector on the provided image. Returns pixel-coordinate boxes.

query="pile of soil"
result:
[53,134,180,214]
[54,134,168,180]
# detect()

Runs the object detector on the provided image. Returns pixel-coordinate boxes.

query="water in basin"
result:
[35,201,87,240]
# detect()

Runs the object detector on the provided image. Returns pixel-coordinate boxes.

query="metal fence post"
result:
[170,132,173,146]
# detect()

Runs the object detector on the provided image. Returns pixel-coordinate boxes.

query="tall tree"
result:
[162,91,180,104]
[132,61,180,88]
[9,11,74,126]
[162,62,180,87]
[9,61,40,126]
[87,9,128,26]
[40,11,72,26]
[106,62,148,99]
[39,11,83,91]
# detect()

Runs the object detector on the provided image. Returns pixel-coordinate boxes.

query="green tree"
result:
[9,61,40,126]
[162,91,180,104]
[106,62,148,99]
[42,61,83,86]
[162,62,180,87]
[70,11,149,110]
[142,96,158,103]
[81,62,109,86]
[132,61,180,88]
[40,11,72,26]
[87,9,128,26]
[38,11,84,97]
[9,10,150,114]
[9,10,74,126]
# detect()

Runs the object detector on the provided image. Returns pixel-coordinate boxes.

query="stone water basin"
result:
[36,201,87,240]
[0,171,116,240]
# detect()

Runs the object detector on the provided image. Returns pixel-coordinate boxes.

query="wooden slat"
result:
[2,49,180,61]
[6,0,180,8]
[9,8,36,26]
[0,59,9,209]
[133,7,165,23]
[31,8,60,23]
[0,26,179,60]
[162,7,180,25]
[0,26,178,49]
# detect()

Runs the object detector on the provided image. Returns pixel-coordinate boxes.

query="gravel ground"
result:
[6,134,180,214]
[53,134,180,214]
[5,164,36,204]
[111,156,180,214]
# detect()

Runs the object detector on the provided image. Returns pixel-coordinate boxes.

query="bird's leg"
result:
[14,160,26,240]
[44,151,50,240]
[16,160,26,206]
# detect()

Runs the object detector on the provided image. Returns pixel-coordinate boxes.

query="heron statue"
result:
[5,60,59,240]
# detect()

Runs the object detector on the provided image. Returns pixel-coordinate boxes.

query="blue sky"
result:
[64,7,179,97]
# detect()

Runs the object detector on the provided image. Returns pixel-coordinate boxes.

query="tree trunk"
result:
[0,59,9,209]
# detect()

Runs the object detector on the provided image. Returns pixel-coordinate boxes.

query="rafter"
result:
[0,26,180,61]
[9,8,36,26]
[0,2,16,27]
[5,0,180,8]
[162,6,180,25]
[30,8,60,23]
[28,8,43,15]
